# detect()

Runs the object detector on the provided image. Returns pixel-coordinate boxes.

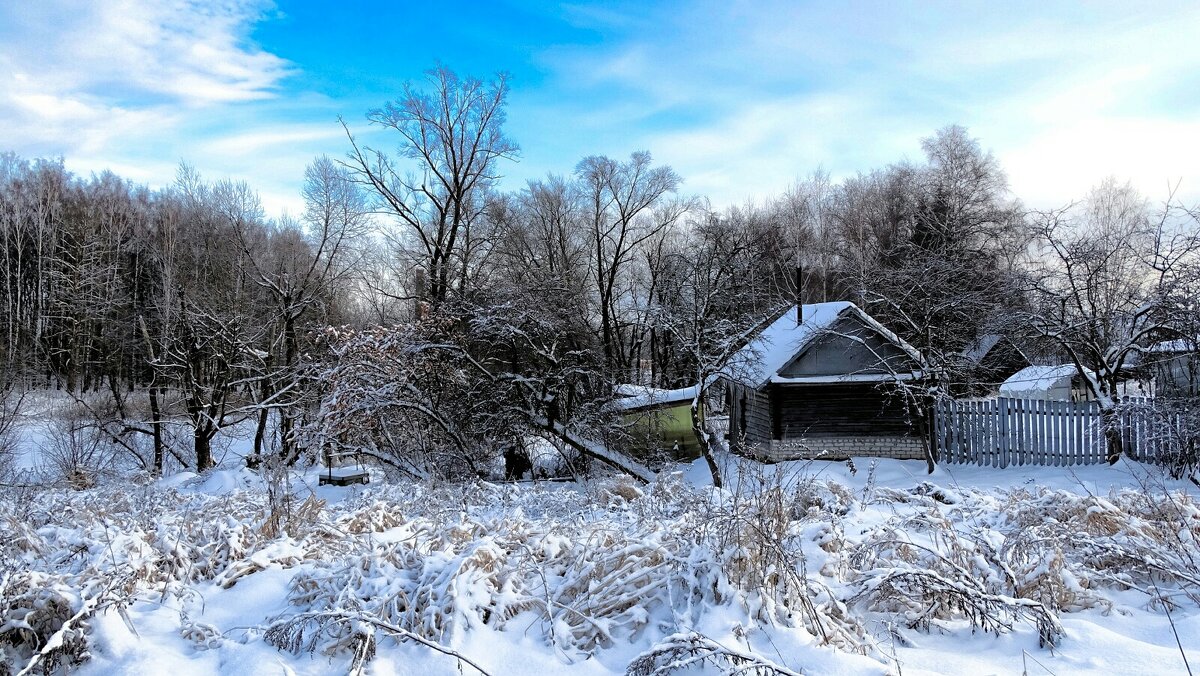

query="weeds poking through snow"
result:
[850,569,1063,648]
[264,610,492,675]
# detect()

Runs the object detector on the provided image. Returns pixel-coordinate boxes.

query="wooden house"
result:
[724,301,927,461]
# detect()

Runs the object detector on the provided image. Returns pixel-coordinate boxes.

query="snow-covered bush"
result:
[41,403,122,489]
[311,323,503,479]
[0,572,94,674]
[627,632,803,676]
[0,377,21,481]
[1000,483,1200,607]
[1118,397,1200,481]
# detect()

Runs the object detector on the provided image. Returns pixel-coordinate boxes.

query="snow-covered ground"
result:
[3,446,1198,675]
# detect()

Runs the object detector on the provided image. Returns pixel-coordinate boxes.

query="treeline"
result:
[2,66,1198,483]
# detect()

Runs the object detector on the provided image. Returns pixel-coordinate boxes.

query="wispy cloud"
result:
[1,0,290,106]
[0,0,316,214]
[516,1,1200,208]
[2,0,1198,216]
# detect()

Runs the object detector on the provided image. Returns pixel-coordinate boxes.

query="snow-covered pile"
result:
[1,460,1198,675]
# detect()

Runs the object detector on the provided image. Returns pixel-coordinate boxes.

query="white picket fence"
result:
[932,396,1161,467]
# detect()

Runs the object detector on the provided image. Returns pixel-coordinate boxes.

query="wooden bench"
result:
[319,450,370,486]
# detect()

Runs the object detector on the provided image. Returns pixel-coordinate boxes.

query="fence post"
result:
[998,397,1009,468]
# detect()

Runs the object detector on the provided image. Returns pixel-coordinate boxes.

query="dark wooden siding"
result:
[768,383,916,440]
[728,382,772,445]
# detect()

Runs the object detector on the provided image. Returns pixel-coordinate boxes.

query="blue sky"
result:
[2,1,1199,217]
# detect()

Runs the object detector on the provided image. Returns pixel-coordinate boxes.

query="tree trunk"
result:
[148,385,164,475]
[280,315,299,463]
[690,395,723,488]
[195,428,213,472]
[1102,409,1124,464]
[252,407,268,464]
[917,393,937,474]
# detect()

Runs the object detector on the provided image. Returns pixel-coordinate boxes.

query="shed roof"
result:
[609,384,701,412]
[999,364,1092,396]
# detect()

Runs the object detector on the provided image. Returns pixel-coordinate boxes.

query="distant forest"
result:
[2,67,1198,483]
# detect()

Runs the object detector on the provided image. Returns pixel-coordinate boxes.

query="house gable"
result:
[729,301,923,388]
[778,315,916,378]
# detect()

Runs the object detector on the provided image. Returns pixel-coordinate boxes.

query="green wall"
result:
[624,402,701,460]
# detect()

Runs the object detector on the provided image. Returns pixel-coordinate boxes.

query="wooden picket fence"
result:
[932,396,1162,467]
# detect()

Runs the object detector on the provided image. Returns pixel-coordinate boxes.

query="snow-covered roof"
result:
[728,301,923,388]
[610,380,712,412]
[999,364,1091,395]
[960,334,1002,363]
[769,372,924,384]
[1149,338,1198,354]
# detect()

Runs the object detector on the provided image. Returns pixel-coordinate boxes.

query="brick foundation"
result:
[747,436,927,462]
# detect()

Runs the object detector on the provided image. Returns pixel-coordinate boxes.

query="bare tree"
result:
[139,169,266,472]
[1025,179,1200,462]
[576,152,686,375]
[825,127,1027,398]
[343,66,518,307]
[234,157,367,464]
[653,216,783,486]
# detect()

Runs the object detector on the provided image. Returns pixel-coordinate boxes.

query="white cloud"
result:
[0,0,328,218]
[1,0,290,106]
[526,1,1200,209]
[4,0,1199,219]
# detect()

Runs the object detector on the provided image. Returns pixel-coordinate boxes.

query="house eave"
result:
[767,371,924,385]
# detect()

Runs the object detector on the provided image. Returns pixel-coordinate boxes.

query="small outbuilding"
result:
[999,364,1100,401]
[724,301,927,462]
[610,383,704,459]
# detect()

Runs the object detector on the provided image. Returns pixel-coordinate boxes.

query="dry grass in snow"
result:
[1,459,1198,675]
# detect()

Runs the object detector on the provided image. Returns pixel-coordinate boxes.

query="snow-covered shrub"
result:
[0,381,21,481]
[277,511,686,657]
[627,631,803,676]
[178,612,222,651]
[41,403,121,489]
[7,455,1200,675]
[311,324,501,480]
[844,491,1065,647]
[1120,397,1200,480]
[0,571,127,675]
[672,463,866,652]
[1000,484,1200,607]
